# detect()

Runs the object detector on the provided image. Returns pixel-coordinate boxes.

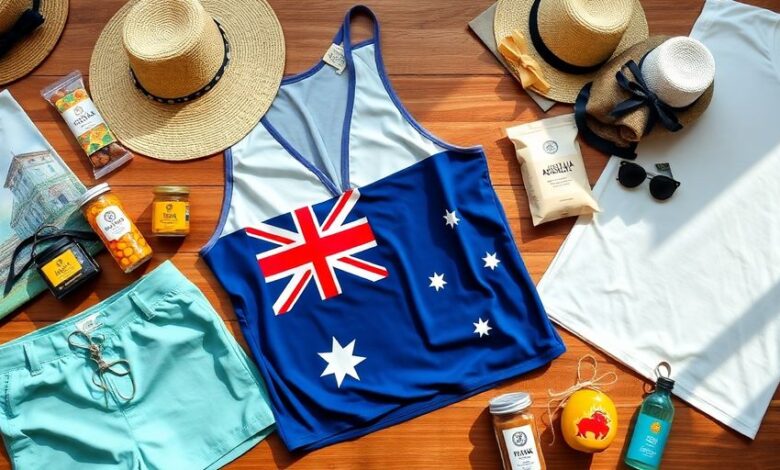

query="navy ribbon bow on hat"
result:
[0,0,44,59]
[610,60,683,135]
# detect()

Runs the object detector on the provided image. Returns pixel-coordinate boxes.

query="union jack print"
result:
[246,189,389,315]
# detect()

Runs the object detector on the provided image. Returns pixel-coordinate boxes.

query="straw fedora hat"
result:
[574,36,715,158]
[0,0,69,85]
[89,0,285,161]
[494,0,648,104]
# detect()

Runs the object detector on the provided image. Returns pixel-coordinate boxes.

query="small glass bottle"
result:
[151,185,190,237]
[625,369,675,470]
[489,392,546,470]
[79,183,152,273]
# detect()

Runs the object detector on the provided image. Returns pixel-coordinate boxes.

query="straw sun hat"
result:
[575,36,715,158]
[494,0,649,104]
[89,0,285,161]
[0,0,69,85]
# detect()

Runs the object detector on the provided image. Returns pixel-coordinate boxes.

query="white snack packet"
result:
[506,114,599,226]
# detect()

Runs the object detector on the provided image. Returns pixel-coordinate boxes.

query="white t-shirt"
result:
[538,0,780,439]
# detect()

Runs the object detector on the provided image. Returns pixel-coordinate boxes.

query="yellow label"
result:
[41,250,82,287]
[152,201,190,233]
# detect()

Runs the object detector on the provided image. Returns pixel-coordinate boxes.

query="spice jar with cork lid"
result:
[489,392,546,470]
[79,183,152,273]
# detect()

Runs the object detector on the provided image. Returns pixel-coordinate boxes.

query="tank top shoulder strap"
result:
[337,5,380,57]
[337,5,483,187]
[346,5,483,153]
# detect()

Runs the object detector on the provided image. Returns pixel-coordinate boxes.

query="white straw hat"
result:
[641,37,715,108]
[89,0,285,161]
[574,36,715,158]
[494,0,648,103]
[0,0,69,85]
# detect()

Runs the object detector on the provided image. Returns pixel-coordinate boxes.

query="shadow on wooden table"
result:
[0,274,102,330]
[266,433,303,469]
[537,412,595,469]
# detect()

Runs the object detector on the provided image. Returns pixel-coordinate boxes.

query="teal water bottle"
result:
[625,364,675,470]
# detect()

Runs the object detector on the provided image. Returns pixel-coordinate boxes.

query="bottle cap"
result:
[153,185,190,195]
[656,376,675,391]
[78,183,111,208]
[489,392,532,415]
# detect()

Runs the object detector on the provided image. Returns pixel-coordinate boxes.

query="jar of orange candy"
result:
[78,183,152,273]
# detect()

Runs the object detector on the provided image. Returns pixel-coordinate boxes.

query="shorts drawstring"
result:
[67,330,136,406]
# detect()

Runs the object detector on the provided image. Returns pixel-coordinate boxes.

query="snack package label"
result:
[44,72,134,178]
[96,205,132,242]
[538,154,580,190]
[60,97,116,155]
[40,250,83,287]
[506,114,599,226]
[61,97,101,136]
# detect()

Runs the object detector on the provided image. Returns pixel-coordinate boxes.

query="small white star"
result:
[318,337,366,388]
[443,209,460,228]
[483,252,501,270]
[429,272,447,291]
[473,318,492,337]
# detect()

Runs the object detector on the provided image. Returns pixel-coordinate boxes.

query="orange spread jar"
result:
[79,183,152,273]
[489,392,547,470]
[151,186,190,237]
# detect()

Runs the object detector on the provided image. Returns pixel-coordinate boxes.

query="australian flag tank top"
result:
[202,5,565,451]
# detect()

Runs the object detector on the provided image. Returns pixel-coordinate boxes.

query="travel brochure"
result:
[0,90,100,318]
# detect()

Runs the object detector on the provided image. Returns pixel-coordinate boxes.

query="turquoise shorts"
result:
[0,261,275,469]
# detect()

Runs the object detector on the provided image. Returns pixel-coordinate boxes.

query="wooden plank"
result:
[26,0,780,77]
[6,75,606,188]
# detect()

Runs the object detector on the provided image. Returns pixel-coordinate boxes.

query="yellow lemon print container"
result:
[560,389,618,453]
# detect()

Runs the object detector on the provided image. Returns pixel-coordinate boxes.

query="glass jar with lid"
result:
[79,183,152,273]
[151,185,190,237]
[489,392,547,470]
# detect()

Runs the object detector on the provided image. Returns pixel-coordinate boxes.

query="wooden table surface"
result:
[2,0,779,468]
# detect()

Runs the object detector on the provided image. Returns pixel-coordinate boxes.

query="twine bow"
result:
[611,60,683,136]
[0,1,44,59]
[545,355,618,445]
[498,30,551,94]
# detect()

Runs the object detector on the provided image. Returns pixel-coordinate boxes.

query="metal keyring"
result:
[655,361,672,379]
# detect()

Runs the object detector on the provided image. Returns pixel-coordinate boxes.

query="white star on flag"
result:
[443,209,460,228]
[429,272,447,291]
[473,318,492,337]
[318,337,366,388]
[483,252,501,270]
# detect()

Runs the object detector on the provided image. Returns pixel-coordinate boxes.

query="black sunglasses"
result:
[617,161,680,200]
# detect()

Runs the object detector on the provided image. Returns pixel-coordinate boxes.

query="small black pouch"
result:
[4,225,101,300]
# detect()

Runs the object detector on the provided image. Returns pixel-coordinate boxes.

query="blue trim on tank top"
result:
[200,147,235,255]
[339,9,361,191]
[358,5,483,154]
[259,117,343,196]
[270,6,482,195]
[201,5,485,253]
[264,14,364,194]
[280,39,376,86]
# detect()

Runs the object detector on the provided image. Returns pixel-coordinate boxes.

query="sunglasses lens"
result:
[649,176,679,200]
[617,162,646,188]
